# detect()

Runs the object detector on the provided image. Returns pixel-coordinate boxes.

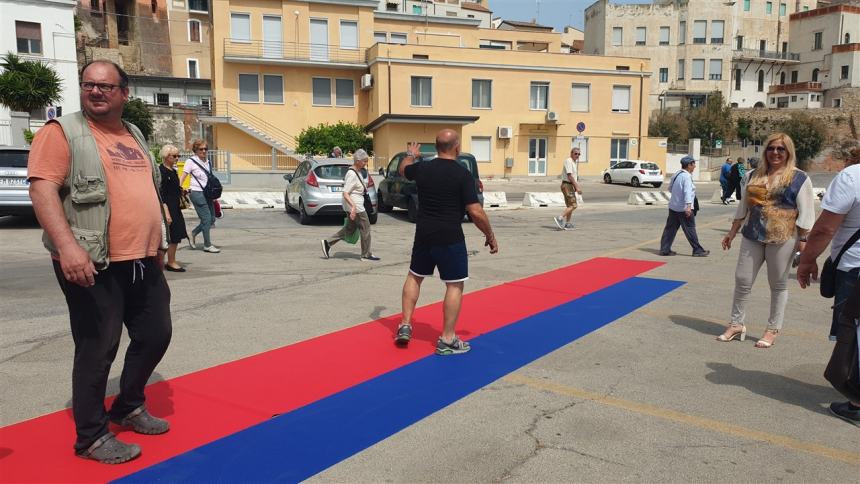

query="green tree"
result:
[0,52,63,114]
[686,91,735,147]
[779,112,824,169]
[296,122,372,156]
[648,110,688,144]
[122,97,154,140]
[736,117,753,142]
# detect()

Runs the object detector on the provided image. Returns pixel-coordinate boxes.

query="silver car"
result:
[284,157,378,225]
[0,146,33,217]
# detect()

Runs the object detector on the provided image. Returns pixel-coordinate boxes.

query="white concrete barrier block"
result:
[710,188,737,204]
[627,191,672,205]
[483,191,508,207]
[522,192,566,207]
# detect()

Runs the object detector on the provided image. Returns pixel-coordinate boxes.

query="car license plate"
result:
[330,186,343,192]
[0,177,28,187]
[649,171,659,175]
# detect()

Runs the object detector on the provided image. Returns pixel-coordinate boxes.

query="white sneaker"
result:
[203,245,220,253]
[189,233,198,249]
[553,216,564,230]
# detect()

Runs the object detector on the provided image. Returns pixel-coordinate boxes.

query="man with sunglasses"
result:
[28,60,172,464]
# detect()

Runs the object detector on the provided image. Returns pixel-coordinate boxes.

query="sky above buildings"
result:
[489,0,642,31]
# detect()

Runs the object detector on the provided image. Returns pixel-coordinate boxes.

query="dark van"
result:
[376,152,484,223]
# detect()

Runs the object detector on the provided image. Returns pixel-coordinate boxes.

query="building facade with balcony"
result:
[0,0,79,146]
[207,0,666,176]
[767,3,860,108]
[584,0,817,113]
[76,0,212,109]
[376,0,492,28]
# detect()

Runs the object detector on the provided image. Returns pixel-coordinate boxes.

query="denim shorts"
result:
[409,240,468,282]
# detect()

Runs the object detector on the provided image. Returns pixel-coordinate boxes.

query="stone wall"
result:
[731,102,860,171]
[148,106,207,151]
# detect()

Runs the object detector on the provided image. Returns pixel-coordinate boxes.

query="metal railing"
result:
[228,152,303,171]
[223,39,367,65]
[733,48,800,61]
[212,100,297,151]
[768,81,823,94]
[176,149,231,184]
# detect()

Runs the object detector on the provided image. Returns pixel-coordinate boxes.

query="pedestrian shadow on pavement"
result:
[704,362,841,415]
[669,314,724,336]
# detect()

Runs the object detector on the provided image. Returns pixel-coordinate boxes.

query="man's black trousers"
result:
[53,257,172,451]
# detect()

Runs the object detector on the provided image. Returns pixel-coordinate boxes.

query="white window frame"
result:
[230,12,251,43]
[711,20,724,44]
[188,19,202,42]
[411,76,432,107]
[635,27,646,46]
[187,58,199,79]
[678,21,686,44]
[659,26,670,45]
[570,83,590,112]
[571,136,589,163]
[677,59,685,80]
[659,67,669,83]
[709,59,723,80]
[374,31,387,44]
[335,78,355,107]
[471,136,492,163]
[390,32,407,44]
[692,20,707,44]
[530,81,550,111]
[238,73,259,103]
[312,77,332,106]
[611,85,631,113]
[612,27,623,46]
[339,20,358,50]
[471,79,492,109]
[263,74,284,104]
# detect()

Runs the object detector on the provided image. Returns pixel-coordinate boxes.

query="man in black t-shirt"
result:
[394,130,498,355]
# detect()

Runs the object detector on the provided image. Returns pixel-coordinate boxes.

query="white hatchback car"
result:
[602,160,664,188]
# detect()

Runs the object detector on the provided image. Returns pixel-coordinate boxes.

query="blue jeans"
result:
[190,191,215,247]
[831,267,860,338]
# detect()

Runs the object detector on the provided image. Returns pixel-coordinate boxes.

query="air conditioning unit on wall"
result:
[546,111,559,122]
[360,74,373,90]
[497,126,513,139]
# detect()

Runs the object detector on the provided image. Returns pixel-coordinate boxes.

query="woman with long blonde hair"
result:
[717,133,816,348]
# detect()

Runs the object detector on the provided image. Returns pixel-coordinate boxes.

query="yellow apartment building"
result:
[205,0,667,177]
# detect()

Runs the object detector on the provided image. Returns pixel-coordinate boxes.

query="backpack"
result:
[189,158,223,200]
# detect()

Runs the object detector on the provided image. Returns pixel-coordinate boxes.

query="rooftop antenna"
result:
[534,0,540,24]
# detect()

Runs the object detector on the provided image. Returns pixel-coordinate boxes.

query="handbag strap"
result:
[833,227,860,265]
[187,158,211,188]
[348,168,367,193]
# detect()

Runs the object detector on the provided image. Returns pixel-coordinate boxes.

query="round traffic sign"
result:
[576,122,586,133]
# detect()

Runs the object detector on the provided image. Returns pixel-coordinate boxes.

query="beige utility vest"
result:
[42,111,167,269]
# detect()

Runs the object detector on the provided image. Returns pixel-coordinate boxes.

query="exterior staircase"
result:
[200,101,296,154]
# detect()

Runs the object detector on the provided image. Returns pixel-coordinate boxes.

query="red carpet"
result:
[0,257,662,483]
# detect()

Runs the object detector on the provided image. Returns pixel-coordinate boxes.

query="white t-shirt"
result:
[821,164,860,271]
[561,157,577,182]
[342,168,366,213]
[182,156,211,192]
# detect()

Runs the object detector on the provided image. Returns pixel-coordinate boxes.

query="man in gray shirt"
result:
[659,155,709,257]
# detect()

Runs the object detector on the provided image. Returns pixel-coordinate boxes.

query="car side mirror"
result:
[284,174,293,182]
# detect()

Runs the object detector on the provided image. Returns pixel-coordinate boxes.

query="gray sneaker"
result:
[553,217,564,230]
[76,433,141,465]
[394,324,412,346]
[111,405,170,435]
[435,336,471,355]
[563,223,575,230]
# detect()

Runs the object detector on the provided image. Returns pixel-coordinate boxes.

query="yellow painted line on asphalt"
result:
[504,373,859,466]
[601,217,729,258]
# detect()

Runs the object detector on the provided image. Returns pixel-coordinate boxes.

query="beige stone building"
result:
[768,2,860,109]
[584,0,819,113]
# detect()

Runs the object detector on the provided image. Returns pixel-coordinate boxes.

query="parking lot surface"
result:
[0,186,857,482]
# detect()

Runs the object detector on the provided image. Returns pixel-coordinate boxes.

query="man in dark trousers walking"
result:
[659,155,710,257]
[393,130,498,355]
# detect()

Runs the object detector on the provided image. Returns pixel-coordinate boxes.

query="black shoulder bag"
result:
[190,158,223,200]
[348,168,374,214]
[820,227,860,298]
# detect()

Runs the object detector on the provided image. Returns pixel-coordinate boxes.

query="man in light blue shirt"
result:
[659,156,709,257]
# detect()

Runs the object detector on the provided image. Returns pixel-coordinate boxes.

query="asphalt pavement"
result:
[0,183,856,482]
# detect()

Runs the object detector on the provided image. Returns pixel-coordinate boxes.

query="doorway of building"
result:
[528,138,547,176]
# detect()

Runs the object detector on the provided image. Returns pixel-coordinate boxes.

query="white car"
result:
[602,160,663,188]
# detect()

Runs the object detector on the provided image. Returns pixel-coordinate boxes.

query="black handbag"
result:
[820,227,860,298]
[190,159,223,200]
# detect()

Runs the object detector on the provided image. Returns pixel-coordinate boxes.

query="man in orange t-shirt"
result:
[28,61,172,464]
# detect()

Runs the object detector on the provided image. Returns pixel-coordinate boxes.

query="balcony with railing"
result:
[224,39,368,68]
[733,48,800,62]
[768,81,823,94]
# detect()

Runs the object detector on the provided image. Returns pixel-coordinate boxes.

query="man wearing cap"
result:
[659,156,709,257]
